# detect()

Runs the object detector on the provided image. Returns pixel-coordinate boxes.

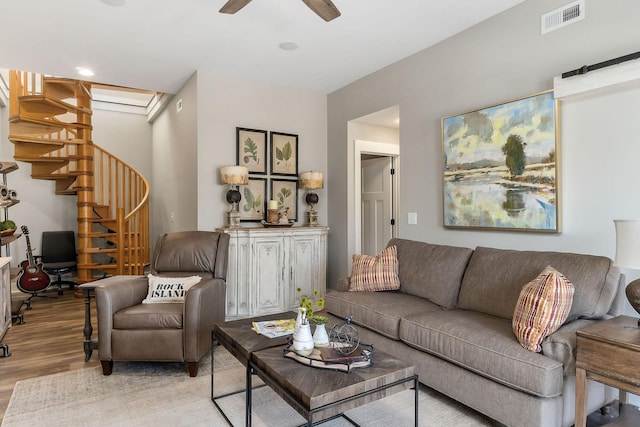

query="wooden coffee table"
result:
[211,313,418,426]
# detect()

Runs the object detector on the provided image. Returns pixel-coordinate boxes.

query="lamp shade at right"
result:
[299,171,323,189]
[614,219,640,269]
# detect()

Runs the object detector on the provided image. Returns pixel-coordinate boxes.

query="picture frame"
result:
[237,127,267,174]
[239,177,266,221]
[441,90,559,232]
[270,179,298,221]
[270,132,298,176]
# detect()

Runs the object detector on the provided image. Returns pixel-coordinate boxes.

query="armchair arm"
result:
[94,275,148,360]
[183,277,227,361]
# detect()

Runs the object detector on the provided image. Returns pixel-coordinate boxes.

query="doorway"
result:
[361,154,395,255]
[346,106,400,266]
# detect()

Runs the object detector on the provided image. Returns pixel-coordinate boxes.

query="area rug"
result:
[2,346,496,427]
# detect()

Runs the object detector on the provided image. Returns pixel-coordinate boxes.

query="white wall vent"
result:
[541,0,585,34]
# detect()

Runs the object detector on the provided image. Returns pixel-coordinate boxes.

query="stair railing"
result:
[93,145,150,274]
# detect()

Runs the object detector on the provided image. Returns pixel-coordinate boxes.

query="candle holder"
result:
[267,209,279,224]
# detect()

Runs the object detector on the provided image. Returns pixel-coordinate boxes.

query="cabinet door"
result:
[252,237,286,315]
[225,233,251,319]
[289,234,321,310]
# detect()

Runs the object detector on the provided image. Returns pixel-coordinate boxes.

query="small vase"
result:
[313,323,330,348]
[293,322,314,356]
[294,307,306,334]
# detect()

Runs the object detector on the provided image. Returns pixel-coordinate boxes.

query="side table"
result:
[77,282,99,361]
[575,315,640,426]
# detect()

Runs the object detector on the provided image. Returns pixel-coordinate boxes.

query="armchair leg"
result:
[101,360,113,376]
[187,361,198,377]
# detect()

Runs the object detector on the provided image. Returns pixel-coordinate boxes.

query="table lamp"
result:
[613,219,640,325]
[220,165,248,227]
[299,171,323,227]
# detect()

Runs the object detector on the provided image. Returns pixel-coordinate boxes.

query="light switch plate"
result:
[408,212,417,225]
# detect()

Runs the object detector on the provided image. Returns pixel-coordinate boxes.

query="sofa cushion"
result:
[114,303,183,329]
[399,309,564,398]
[388,238,473,309]
[325,289,442,340]
[349,245,400,291]
[512,266,574,352]
[457,246,617,322]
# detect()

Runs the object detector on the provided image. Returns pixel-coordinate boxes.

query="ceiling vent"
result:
[541,0,585,34]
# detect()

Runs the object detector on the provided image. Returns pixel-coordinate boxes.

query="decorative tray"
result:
[261,221,295,228]
[283,343,373,373]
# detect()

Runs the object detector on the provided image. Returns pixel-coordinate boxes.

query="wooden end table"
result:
[575,315,640,426]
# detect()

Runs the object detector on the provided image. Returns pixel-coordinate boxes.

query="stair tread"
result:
[18,95,93,117]
[10,115,92,130]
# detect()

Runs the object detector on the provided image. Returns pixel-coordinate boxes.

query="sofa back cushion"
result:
[457,246,618,322]
[388,238,473,309]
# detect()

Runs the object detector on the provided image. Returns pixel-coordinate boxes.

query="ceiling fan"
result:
[219,0,341,22]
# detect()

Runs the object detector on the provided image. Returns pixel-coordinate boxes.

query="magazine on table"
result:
[252,319,296,338]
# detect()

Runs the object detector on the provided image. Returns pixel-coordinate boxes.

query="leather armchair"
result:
[94,231,229,377]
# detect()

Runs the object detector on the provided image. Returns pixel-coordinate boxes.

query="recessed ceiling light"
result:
[99,0,127,6]
[76,67,95,77]
[279,41,299,51]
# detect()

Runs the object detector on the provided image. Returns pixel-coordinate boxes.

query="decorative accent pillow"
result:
[142,274,202,304]
[348,245,400,292]
[512,266,574,352]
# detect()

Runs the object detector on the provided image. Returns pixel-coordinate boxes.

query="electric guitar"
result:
[16,226,51,293]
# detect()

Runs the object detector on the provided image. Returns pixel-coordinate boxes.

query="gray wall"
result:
[327,0,640,286]
[151,72,198,242]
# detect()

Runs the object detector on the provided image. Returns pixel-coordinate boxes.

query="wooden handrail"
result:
[94,144,150,275]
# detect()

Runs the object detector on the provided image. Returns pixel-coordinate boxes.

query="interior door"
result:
[361,156,393,256]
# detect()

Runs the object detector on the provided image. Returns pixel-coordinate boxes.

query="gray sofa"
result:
[325,238,625,427]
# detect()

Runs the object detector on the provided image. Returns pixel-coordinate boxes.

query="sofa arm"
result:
[541,318,597,376]
[335,277,351,292]
[183,277,226,361]
[95,275,148,360]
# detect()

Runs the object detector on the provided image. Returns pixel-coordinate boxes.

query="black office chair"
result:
[40,231,77,295]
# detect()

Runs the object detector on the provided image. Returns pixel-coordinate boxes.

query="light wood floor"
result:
[0,290,99,422]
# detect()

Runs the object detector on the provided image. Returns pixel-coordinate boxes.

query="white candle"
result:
[268,200,278,210]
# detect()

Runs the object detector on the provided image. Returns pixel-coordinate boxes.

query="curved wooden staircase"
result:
[8,70,149,283]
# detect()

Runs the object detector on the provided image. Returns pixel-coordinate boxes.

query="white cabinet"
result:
[220,227,328,320]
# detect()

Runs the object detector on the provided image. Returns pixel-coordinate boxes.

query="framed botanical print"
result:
[239,178,266,221]
[270,132,298,176]
[237,127,267,174]
[270,179,298,221]
[441,90,559,232]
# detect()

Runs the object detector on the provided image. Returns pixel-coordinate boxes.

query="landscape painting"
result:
[442,90,559,232]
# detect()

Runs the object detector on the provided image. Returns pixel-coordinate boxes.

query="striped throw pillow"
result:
[348,245,400,292]
[512,266,574,352]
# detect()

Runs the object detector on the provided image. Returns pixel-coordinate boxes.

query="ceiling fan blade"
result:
[301,0,341,22]
[219,0,253,14]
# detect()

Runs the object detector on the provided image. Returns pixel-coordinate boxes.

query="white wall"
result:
[195,71,327,231]
[327,0,640,287]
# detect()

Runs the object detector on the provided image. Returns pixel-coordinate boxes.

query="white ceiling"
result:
[0,0,524,96]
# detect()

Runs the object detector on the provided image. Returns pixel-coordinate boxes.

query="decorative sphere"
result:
[329,318,360,355]
[226,189,241,204]
[305,192,319,205]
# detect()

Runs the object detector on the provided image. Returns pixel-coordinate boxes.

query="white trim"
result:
[348,140,400,268]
